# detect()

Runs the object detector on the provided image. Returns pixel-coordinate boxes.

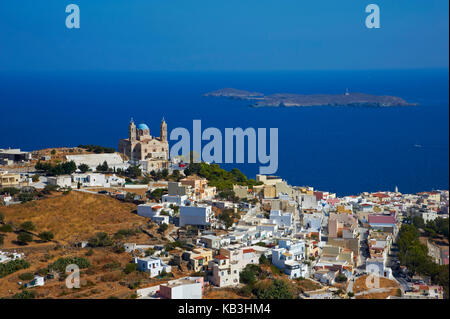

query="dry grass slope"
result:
[0,191,147,244]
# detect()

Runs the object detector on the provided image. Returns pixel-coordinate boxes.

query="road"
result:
[386,243,412,292]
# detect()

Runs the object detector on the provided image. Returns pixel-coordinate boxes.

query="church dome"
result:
[137,123,149,131]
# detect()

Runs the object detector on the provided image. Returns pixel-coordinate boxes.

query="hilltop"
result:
[0,191,149,245]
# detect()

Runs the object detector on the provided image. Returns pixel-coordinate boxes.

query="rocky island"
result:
[204,88,417,107]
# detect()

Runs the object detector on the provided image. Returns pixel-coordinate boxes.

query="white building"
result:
[366,258,393,279]
[269,210,294,228]
[72,173,108,187]
[219,246,259,271]
[179,205,214,228]
[107,174,126,186]
[421,211,439,223]
[0,251,24,264]
[137,203,160,218]
[298,194,318,210]
[137,203,172,224]
[25,275,45,288]
[272,239,307,279]
[133,257,172,278]
[47,175,72,188]
[159,277,204,299]
[208,255,240,287]
[162,194,188,206]
[137,277,204,299]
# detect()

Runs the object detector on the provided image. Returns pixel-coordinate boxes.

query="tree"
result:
[240,268,257,285]
[124,165,142,179]
[124,263,138,274]
[31,174,40,183]
[51,149,56,155]
[88,232,112,247]
[253,279,294,299]
[170,170,181,181]
[96,161,109,172]
[335,273,347,283]
[48,257,90,273]
[0,212,4,223]
[0,224,13,232]
[0,187,20,196]
[124,192,137,202]
[78,164,89,173]
[38,231,54,242]
[18,193,35,203]
[146,188,167,201]
[0,234,4,246]
[17,231,33,244]
[18,272,35,281]
[12,291,35,299]
[218,209,234,229]
[158,223,169,234]
[259,254,270,265]
[42,184,59,194]
[20,221,35,232]
[0,259,30,278]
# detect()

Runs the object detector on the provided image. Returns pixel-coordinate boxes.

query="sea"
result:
[0,69,448,196]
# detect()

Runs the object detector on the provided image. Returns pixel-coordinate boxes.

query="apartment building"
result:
[207,255,240,287]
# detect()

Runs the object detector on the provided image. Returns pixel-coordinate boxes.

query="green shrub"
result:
[0,259,30,278]
[0,224,14,233]
[48,257,91,273]
[20,221,35,231]
[253,279,294,299]
[17,231,33,244]
[18,272,35,281]
[12,290,35,299]
[157,223,169,234]
[88,232,112,247]
[38,231,54,242]
[123,263,138,274]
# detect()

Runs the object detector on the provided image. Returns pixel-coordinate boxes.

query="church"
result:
[118,118,170,171]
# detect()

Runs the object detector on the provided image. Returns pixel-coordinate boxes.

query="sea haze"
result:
[0,69,448,196]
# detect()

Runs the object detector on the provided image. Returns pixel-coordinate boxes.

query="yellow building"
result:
[189,248,213,272]
[0,171,20,188]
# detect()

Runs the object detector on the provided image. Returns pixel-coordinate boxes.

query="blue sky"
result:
[0,0,448,71]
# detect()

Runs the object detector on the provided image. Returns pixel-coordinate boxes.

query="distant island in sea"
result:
[204,88,418,107]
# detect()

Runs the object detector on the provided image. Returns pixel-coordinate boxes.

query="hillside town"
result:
[0,119,448,300]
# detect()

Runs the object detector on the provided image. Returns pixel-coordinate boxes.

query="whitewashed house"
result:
[47,175,72,188]
[207,255,240,287]
[179,204,214,228]
[162,194,188,206]
[269,210,294,229]
[133,256,172,278]
[272,239,308,279]
[25,275,45,288]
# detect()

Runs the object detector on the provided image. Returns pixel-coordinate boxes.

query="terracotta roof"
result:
[243,248,256,254]
[368,215,396,224]
[372,193,390,198]
[214,255,228,260]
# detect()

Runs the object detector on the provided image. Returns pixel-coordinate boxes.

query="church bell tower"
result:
[129,117,136,143]
[160,117,167,143]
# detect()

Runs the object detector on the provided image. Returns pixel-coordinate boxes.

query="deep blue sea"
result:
[0,69,448,196]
